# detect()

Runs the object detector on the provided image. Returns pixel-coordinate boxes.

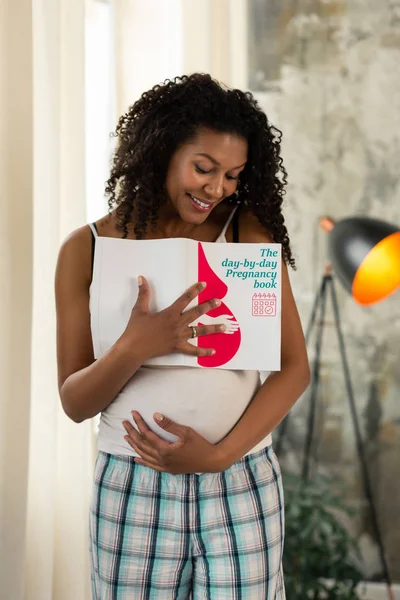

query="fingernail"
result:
[154,412,164,421]
[214,299,221,306]
[219,325,226,332]
[211,349,216,355]
[200,281,207,289]
[138,276,143,286]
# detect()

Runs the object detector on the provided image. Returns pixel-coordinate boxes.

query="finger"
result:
[190,324,226,337]
[122,419,143,443]
[153,413,187,440]
[171,281,207,313]
[123,434,161,461]
[131,411,169,453]
[122,421,160,458]
[122,440,162,468]
[122,417,154,449]
[126,413,172,451]
[181,342,216,357]
[182,298,222,325]
[131,411,151,436]
[134,275,150,313]
[131,412,174,452]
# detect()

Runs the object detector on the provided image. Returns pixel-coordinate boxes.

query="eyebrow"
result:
[195,153,247,170]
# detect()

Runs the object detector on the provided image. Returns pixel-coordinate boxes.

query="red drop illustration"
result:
[197,243,241,367]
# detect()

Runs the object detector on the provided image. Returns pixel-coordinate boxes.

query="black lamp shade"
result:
[329,217,400,305]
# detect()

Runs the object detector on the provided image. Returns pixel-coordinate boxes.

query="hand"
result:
[119,277,227,362]
[122,411,228,474]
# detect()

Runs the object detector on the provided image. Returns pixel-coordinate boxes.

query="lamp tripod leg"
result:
[302,274,329,481]
[329,277,394,599]
[306,272,326,344]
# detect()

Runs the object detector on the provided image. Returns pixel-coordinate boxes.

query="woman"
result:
[55,73,310,599]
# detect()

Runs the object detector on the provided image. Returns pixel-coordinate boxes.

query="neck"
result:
[151,202,198,238]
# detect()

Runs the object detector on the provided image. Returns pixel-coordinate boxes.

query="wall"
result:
[247,0,400,582]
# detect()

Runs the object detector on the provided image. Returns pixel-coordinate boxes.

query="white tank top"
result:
[89,207,272,466]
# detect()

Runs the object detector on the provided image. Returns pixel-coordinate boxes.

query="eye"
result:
[226,174,239,181]
[195,164,211,175]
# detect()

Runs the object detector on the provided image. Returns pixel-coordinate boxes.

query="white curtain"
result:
[0,1,94,599]
[0,1,249,599]
[0,0,34,598]
[112,0,248,115]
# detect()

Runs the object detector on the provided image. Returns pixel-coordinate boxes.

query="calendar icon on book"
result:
[252,293,277,317]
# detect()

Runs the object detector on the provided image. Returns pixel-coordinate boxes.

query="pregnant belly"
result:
[97,365,261,456]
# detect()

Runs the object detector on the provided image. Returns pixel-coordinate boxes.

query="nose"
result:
[204,175,225,200]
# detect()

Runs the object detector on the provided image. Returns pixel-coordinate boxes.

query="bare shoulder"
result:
[60,223,93,250]
[56,210,115,280]
[56,224,93,287]
[55,222,101,391]
[236,208,274,244]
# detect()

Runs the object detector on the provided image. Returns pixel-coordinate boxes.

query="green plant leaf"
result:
[283,472,364,599]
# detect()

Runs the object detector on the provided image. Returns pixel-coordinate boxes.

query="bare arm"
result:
[55,227,223,423]
[216,211,310,466]
[55,227,143,422]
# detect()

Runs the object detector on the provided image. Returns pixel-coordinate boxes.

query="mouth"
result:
[187,193,215,212]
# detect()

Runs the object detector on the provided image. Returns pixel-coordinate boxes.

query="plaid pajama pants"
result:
[89,445,285,599]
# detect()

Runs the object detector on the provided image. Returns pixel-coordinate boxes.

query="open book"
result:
[90,238,282,371]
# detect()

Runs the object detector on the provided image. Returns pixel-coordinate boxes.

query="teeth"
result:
[191,194,210,209]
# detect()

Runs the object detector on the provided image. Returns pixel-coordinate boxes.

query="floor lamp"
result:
[276,215,400,600]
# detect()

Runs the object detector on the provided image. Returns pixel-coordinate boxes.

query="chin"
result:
[181,212,209,225]
[178,204,211,224]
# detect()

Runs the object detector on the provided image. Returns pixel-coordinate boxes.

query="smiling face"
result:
[164,127,248,225]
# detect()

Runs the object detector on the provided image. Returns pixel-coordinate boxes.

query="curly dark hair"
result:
[105,73,295,267]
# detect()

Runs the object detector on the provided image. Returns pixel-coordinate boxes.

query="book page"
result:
[92,237,281,370]
[193,241,281,370]
[146,240,282,371]
[93,237,188,359]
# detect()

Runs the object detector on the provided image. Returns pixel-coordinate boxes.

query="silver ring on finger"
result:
[190,326,198,339]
